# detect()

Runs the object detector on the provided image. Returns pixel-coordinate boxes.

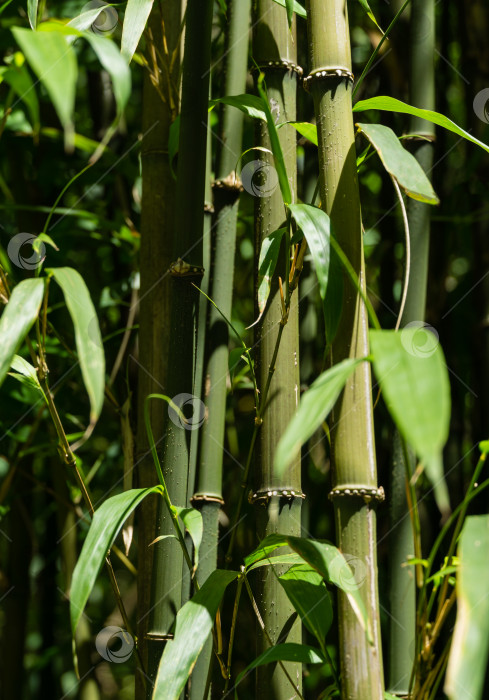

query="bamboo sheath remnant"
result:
[305,0,384,697]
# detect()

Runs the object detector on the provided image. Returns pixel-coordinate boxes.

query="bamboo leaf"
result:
[209,94,267,122]
[353,96,489,156]
[445,516,489,700]
[27,0,38,28]
[153,570,239,700]
[8,355,46,398]
[272,0,307,19]
[356,123,439,204]
[246,552,305,572]
[173,506,203,572]
[279,564,333,644]
[67,5,117,32]
[0,53,40,131]
[235,643,324,695]
[274,358,362,477]
[70,486,160,634]
[323,244,343,344]
[258,227,286,315]
[245,533,289,568]
[12,28,77,147]
[356,0,384,33]
[370,329,451,514]
[288,203,330,301]
[256,74,292,205]
[0,278,44,387]
[285,0,294,27]
[84,34,131,119]
[49,267,105,423]
[121,0,154,62]
[285,120,317,146]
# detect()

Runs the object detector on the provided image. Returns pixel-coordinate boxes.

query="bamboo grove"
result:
[1,1,489,699]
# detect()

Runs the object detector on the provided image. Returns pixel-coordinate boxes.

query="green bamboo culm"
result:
[135,2,180,697]
[388,1,436,694]
[189,1,251,696]
[253,3,303,698]
[145,0,214,687]
[304,1,384,697]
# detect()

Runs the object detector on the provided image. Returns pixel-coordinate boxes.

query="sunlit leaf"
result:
[153,570,239,700]
[272,0,307,19]
[289,203,330,301]
[285,120,317,146]
[0,278,44,387]
[257,227,286,315]
[279,564,333,644]
[357,0,383,33]
[49,267,105,423]
[121,0,154,62]
[445,516,489,700]
[210,94,267,122]
[27,0,38,28]
[356,123,439,204]
[0,52,40,132]
[173,506,203,572]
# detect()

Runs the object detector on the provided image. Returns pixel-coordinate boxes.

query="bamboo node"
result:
[249,489,306,505]
[328,485,385,503]
[252,59,303,78]
[191,493,225,505]
[213,172,244,193]
[169,258,205,278]
[303,67,354,92]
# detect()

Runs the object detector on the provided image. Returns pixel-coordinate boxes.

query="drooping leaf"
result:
[210,94,267,122]
[369,329,451,513]
[173,506,203,572]
[234,643,324,695]
[0,53,40,132]
[257,228,286,315]
[0,278,44,387]
[70,486,160,634]
[67,5,116,32]
[84,34,131,120]
[274,358,362,476]
[27,0,37,28]
[323,244,343,344]
[12,28,77,147]
[353,96,489,156]
[49,267,105,422]
[272,0,307,19]
[285,0,294,27]
[279,564,333,644]
[285,120,317,146]
[256,74,292,205]
[153,570,239,700]
[246,552,305,572]
[121,0,154,62]
[244,533,289,568]
[357,0,384,33]
[288,204,330,301]
[445,516,489,700]
[8,355,46,398]
[356,123,439,204]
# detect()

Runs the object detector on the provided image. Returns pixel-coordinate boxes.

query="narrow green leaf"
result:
[370,329,451,513]
[235,643,324,695]
[285,120,317,146]
[272,0,307,19]
[70,486,160,634]
[258,227,286,315]
[67,5,117,32]
[121,0,154,62]
[173,506,203,572]
[49,267,105,422]
[0,278,44,387]
[153,570,239,700]
[356,123,439,204]
[27,0,38,28]
[274,358,362,477]
[12,28,77,146]
[84,34,131,119]
[8,355,46,398]
[285,0,294,27]
[256,74,292,205]
[289,203,330,300]
[244,533,289,568]
[445,516,489,700]
[0,53,40,131]
[357,0,384,33]
[279,564,333,644]
[286,537,371,640]
[353,96,489,156]
[210,94,267,122]
[323,244,343,345]
[246,552,305,572]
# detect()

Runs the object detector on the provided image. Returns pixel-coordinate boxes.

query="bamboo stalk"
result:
[304,1,384,697]
[389,2,435,694]
[252,3,302,698]
[189,1,251,695]
[145,0,214,687]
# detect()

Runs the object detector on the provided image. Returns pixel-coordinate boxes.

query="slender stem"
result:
[223,572,245,692]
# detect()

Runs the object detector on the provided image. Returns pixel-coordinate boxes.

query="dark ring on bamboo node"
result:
[169,258,205,278]
[204,201,215,214]
[252,60,303,78]
[144,633,173,641]
[248,489,306,505]
[328,485,385,503]
[212,172,244,193]
[303,67,354,92]
[191,493,225,506]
